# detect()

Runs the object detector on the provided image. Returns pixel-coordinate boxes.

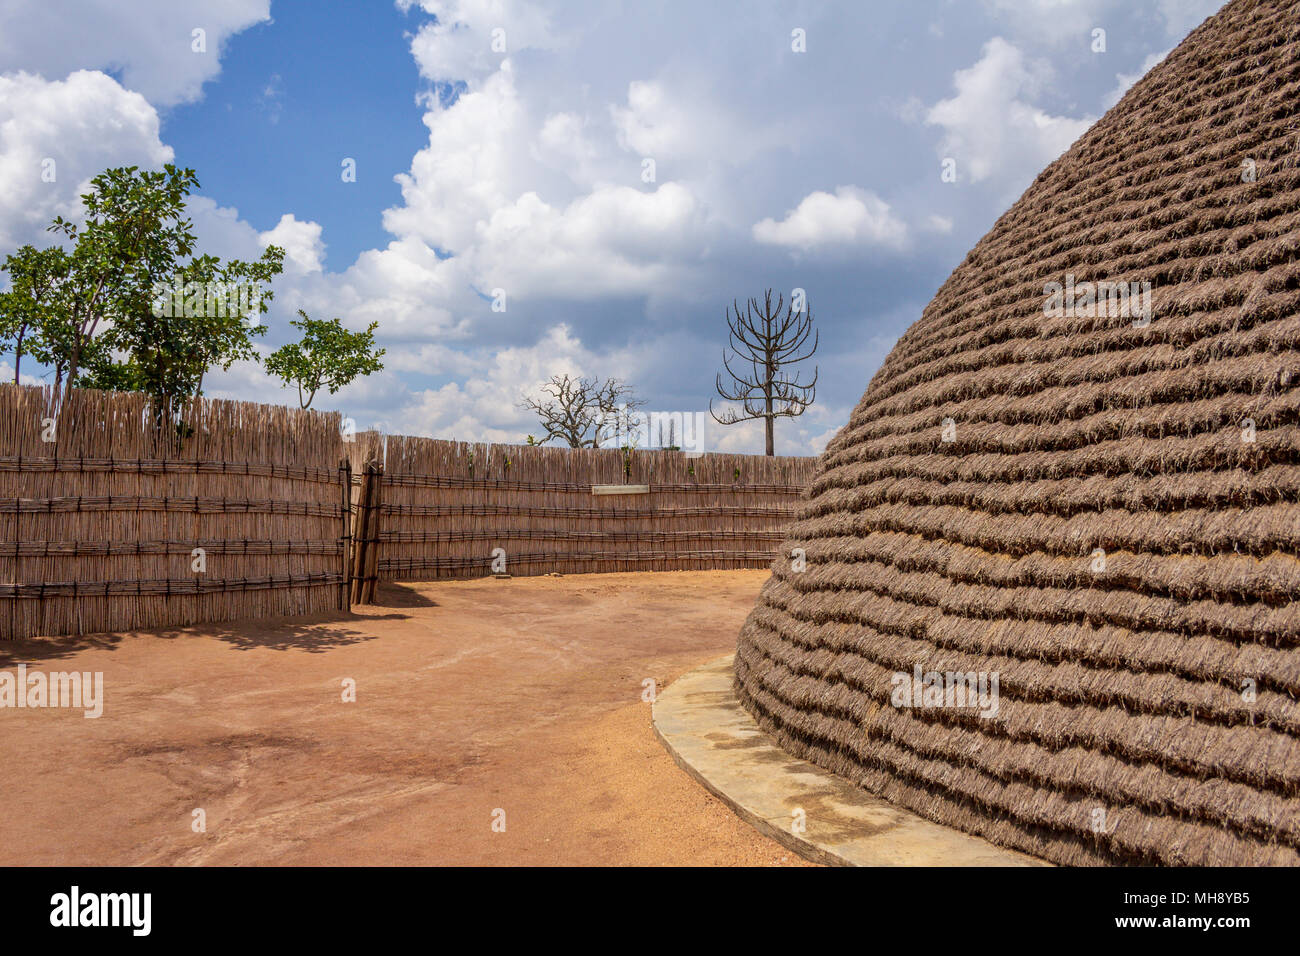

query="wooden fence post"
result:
[362,462,384,604]
[340,458,352,611]
[350,464,370,605]
[349,460,385,606]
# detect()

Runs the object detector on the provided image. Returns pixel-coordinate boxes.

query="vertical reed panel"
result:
[0,384,346,639]
[364,435,815,582]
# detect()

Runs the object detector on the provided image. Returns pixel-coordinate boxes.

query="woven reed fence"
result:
[0,385,350,639]
[0,382,815,637]
[347,432,816,581]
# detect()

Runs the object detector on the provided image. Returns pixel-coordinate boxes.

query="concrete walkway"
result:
[653,654,1050,867]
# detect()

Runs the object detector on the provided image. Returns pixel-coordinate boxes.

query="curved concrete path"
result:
[653,654,1050,867]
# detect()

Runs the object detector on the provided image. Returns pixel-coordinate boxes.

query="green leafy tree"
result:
[74,355,146,393]
[265,310,385,409]
[0,164,285,418]
[0,245,71,384]
[102,247,285,415]
[44,165,202,399]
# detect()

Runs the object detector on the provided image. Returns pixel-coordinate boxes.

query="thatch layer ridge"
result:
[734,0,1300,865]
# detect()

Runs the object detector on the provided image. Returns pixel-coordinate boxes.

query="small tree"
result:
[265,310,386,409]
[0,164,286,420]
[46,165,202,400]
[0,245,70,384]
[520,374,644,448]
[711,289,818,456]
[99,248,286,416]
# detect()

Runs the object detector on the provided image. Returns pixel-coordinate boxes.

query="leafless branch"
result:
[710,288,818,455]
[519,373,645,448]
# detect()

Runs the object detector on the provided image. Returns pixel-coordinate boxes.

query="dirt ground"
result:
[0,570,810,866]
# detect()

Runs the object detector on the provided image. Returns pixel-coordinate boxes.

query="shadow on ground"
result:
[0,609,418,661]
[373,582,439,608]
[199,614,404,652]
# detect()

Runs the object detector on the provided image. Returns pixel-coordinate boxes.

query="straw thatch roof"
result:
[734,0,1300,865]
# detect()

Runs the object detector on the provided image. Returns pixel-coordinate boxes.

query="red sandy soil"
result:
[0,570,810,866]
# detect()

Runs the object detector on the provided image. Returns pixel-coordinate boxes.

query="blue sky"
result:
[161,2,431,268]
[0,0,1224,454]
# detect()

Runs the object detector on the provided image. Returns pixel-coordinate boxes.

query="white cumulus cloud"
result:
[401,0,558,85]
[0,71,173,252]
[752,186,907,251]
[0,0,271,107]
[926,37,1092,189]
[259,214,326,275]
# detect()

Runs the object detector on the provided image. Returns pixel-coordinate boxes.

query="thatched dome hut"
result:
[734,0,1300,865]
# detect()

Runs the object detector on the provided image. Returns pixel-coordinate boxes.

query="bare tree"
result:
[711,289,818,456]
[520,373,645,448]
